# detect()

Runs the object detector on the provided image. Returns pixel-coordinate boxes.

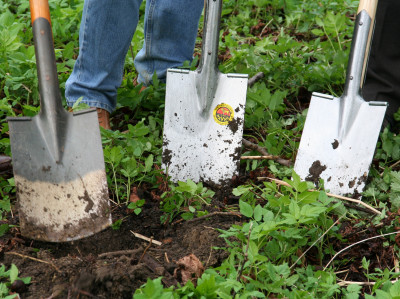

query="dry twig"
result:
[290,216,344,270]
[181,211,242,225]
[130,231,162,246]
[323,231,400,271]
[98,248,143,258]
[241,155,276,160]
[242,139,292,167]
[261,177,382,215]
[5,252,60,273]
[337,279,400,286]
[247,72,265,88]
[139,239,154,263]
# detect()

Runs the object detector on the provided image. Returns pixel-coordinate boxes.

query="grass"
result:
[1,0,400,297]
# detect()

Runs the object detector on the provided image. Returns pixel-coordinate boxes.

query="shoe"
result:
[96,108,111,130]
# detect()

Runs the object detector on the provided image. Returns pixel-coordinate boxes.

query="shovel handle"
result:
[358,0,378,87]
[29,0,65,117]
[358,0,378,19]
[30,0,51,25]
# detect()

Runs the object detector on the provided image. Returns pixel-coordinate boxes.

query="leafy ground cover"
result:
[1,0,400,298]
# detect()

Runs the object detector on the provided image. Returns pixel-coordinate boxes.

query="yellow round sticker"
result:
[213,103,234,125]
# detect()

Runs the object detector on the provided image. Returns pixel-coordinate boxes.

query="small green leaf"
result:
[181,213,194,220]
[253,204,263,222]
[0,224,9,237]
[9,264,18,283]
[111,219,122,230]
[239,200,253,218]
[390,281,400,297]
[144,155,154,172]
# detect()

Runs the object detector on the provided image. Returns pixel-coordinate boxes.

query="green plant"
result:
[127,199,146,215]
[160,180,215,223]
[2,0,400,297]
[0,264,31,299]
[102,118,162,205]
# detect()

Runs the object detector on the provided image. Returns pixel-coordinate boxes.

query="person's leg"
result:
[134,0,204,86]
[65,0,143,113]
[363,0,400,130]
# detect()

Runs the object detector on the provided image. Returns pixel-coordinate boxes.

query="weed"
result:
[160,180,215,223]
[1,0,400,297]
[0,264,31,299]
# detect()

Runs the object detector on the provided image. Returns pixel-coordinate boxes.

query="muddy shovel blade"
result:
[294,93,386,195]
[162,0,248,185]
[294,1,387,196]
[8,110,111,242]
[6,0,111,242]
[163,70,247,185]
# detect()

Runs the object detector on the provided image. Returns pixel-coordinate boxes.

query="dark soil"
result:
[0,157,396,298]
[1,196,242,298]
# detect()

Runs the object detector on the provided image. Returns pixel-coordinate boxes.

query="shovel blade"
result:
[162,69,248,185]
[8,109,111,242]
[294,92,386,196]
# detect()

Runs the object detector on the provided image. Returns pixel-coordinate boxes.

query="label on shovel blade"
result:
[213,103,234,125]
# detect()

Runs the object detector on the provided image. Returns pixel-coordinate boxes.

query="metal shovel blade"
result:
[8,110,111,242]
[162,0,248,185]
[294,3,386,196]
[162,70,247,185]
[6,0,111,242]
[294,92,386,195]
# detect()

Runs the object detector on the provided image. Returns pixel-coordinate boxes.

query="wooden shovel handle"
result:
[358,0,378,87]
[358,0,378,19]
[29,0,51,24]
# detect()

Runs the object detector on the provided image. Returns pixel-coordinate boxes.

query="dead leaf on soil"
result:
[174,254,204,285]
[129,187,140,203]
[150,190,161,201]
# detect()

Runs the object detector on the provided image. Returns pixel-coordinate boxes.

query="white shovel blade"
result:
[294,92,386,196]
[162,69,248,185]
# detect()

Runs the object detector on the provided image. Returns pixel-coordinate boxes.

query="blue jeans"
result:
[65,0,203,113]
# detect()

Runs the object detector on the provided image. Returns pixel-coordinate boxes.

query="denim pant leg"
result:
[65,0,142,113]
[135,0,204,85]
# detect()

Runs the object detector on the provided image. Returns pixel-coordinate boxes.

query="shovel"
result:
[6,0,112,242]
[162,0,248,185]
[294,0,387,196]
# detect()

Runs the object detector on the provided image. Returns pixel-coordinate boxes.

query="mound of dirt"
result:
[1,199,242,298]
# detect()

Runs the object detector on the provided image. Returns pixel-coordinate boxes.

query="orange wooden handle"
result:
[29,0,51,24]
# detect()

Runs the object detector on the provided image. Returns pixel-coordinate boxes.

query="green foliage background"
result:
[1,0,400,297]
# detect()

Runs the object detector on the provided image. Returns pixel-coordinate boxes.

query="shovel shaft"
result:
[30,0,65,116]
[196,0,223,112]
[344,0,378,95]
[343,11,372,97]
[30,0,68,162]
[198,0,222,74]
[30,0,51,25]
[338,0,382,140]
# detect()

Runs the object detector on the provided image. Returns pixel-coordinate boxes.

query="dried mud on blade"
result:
[7,0,111,242]
[162,0,248,186]
[294,0,387,196]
